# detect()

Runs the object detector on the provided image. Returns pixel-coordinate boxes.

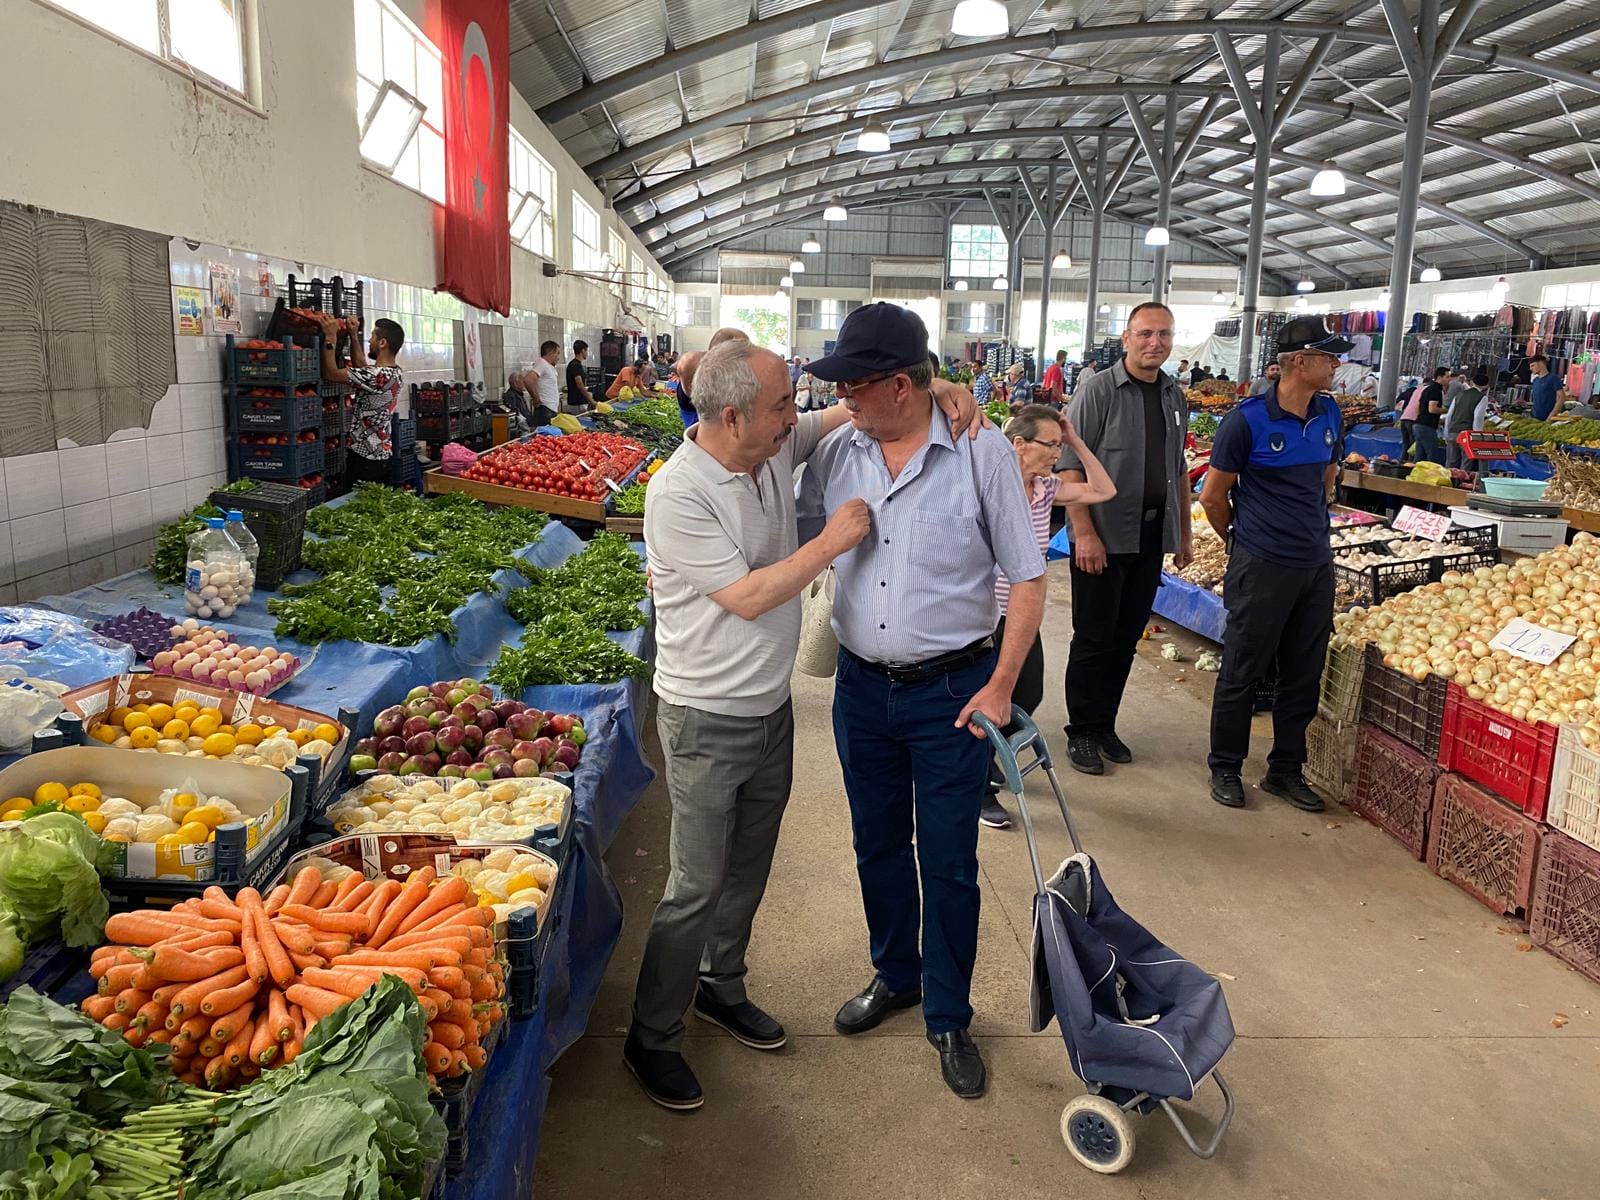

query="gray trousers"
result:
[631,698,794,1052]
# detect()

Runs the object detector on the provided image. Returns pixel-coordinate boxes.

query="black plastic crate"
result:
[1333,554,1435,607]
[230,439,326,480]
[210,480,308,590]
[303,482,329,508]
[227,334,320,384]
[321,398,348,436]
[392,415,417,452]
[1443,523,1497,552]
[433,1019,506,1170]
[417,415,456,443]
[1360,643,1447,757]
[0,937,89,1002]
[324,444,347,479]
[227,388,322,432]
[1434,548,1499,578]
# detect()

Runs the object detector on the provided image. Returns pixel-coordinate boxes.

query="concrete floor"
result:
[535,563,1600,1199]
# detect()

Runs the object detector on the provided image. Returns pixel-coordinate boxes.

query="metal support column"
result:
[1036,166,1058,373]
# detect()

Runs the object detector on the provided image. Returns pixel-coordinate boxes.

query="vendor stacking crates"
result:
[224,334,327,491]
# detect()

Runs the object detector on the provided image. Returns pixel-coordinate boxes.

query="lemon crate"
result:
[1427,772,1542,918]
[1349,723,1439,859]
[1548,725,1600,853]
[1529,829,1600,986]
[1318,640,1368,724]
[1305,715,1356,807]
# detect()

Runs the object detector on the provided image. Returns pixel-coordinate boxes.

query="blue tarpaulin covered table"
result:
[1344,423,1403,462]
[27,510,658,1198]
[1152,572,1228,643]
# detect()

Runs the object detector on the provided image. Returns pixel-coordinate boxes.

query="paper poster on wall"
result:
[175,287,206,336]
[206,261,241,334]
[463,307,484,387]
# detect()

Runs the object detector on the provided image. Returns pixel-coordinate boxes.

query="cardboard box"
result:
[0,746,291,881]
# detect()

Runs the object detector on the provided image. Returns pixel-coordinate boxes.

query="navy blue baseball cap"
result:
[803,302,930,382]
[1277,315,1354,355]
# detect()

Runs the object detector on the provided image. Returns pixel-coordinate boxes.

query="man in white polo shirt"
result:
[628,337,978,1111]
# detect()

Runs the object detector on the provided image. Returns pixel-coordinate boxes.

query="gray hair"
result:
[692,338,764,423]
[1004,404,1061,443]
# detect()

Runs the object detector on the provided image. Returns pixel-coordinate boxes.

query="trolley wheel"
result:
[1061,1094,1136,1174]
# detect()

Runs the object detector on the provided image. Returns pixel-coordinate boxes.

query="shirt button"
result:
[879,623,886,630]
[880,581,886,587]
[883,538,890,544]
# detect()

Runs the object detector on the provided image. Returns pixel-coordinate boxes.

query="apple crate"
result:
[1529,829,1600,986]
[1348,723,1439,859]
[1359,645,1447,757]
[1427,772,1542,917]
[1305,714,1356,807]
[1319,639,1367,724]
[1437,683,1558,820]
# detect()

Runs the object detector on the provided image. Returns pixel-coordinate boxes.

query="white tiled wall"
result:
[2,232,588,604]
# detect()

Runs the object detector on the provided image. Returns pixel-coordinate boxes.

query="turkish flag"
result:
[436,0,510,315]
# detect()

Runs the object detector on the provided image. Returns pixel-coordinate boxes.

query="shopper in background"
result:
[1058,302,1192,776]
[1250,362,1281,396]
[1071,359,1098,398]
[1445,369,1488,470]
[972,360,993,407]
[639,357,660,390]
[1042,349,1069,398]
[981,405,1117,828]
[1445,367,1467,408]
[565,341,594,412]
[1398,375,1425,457]
[607,357,647,400]
[1413,366,1448,464]
[799,303,1045,1101]
[1199,315,1347,812]
[626,340,873,1111]
[531,341,561,426]
[1005,362,1034,408]
[499,372,535,430]
[1531,355,1561,420]
[1176,358,1192,387]
[315,312,404,486]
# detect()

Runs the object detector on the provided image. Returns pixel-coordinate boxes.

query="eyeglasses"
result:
[1026,437,1062,451]
[836,372,898,398]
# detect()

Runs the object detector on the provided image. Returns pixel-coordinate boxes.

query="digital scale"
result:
[1455,431,1516,463]
[1465,494,1563,519]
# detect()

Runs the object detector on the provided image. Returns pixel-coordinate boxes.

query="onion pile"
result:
[1333,532,1600,747]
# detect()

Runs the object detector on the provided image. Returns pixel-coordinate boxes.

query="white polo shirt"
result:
[645,411,826,717]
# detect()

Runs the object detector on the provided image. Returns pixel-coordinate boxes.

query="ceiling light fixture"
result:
[801,234,822,253]
[1212,289,1228,304]
[1309,161,1347,197]
[858,123,891,153]
[790,259,805,273]
[1493,274,1509,296]
[1296,277,1315,293]
[1419,265,1441,283]
[359,81,427,174]
[1098,303,1111,314]
[780,275,794,288]
[1293,296,1309,310]
[823,200,847,222]
[951,0,1008,38]
[993,276,1008,290]
[1051,250,1072,270]
[1377,289,1392,308]
[1144,226,1170,247]
[953,280,969,291]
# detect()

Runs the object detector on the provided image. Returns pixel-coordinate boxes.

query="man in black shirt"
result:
[565,340,594,412]
[1413,366,1448,464]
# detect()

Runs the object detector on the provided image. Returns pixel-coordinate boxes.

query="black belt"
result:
[848,638,994,685]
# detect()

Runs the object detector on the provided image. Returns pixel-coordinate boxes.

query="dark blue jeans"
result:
[833,647,994,1035]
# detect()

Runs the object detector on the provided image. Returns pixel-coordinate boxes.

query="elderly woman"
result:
[980,404,1117,828]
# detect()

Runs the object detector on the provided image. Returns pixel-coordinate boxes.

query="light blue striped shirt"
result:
[798,403,1045,664]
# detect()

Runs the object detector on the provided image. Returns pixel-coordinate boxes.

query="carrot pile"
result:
[83,864,505,1090]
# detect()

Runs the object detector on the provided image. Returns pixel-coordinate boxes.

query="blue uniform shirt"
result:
[1532,372,1560,421]
[1210,386,1343,568]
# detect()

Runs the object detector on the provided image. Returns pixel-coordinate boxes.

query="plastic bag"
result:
[0,676,67,753]
[0,607,134,689]
[441,442,478,475]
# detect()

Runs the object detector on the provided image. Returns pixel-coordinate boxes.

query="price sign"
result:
[1393,505,1451,541]
[601,478,625,494]
[577,459,593,472]
[1489,618,1576,665]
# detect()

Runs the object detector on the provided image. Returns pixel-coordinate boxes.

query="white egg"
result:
[217,604,236,618]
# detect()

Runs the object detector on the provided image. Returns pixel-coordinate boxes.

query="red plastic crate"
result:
[1349,723,1439,859]
[1436,684,1558,820]
[1530,829,1600,986]
[1427,772,1542,917]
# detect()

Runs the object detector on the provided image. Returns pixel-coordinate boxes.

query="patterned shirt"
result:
[1007,377,1035,406]
[347,364,404,461]
[973,372,993,405]
[995,473,1059,615]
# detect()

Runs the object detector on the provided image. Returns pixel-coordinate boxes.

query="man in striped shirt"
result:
[983,405,1117,827]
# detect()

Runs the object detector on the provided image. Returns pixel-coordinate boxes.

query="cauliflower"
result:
[507,887,546,907]
[103,816,139,840]
[487,782,521,806]
[479,847,521,872]
[440,799,481,824]
[97,797,140,817]
[448,781,480,800]
[412,780,444,797]
[299,739,335,760]
[366,774,400,792]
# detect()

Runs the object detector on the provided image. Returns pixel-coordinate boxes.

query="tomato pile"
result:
[238,431,319,446]
[463,432,648,500]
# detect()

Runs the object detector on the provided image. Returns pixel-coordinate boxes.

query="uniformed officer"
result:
[1199,316,1350,811]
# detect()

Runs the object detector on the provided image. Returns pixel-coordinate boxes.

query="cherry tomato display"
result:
[462,432,648,502]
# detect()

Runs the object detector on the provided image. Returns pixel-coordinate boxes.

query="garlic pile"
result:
[327,774,569,842]
[1333,532,1600,747]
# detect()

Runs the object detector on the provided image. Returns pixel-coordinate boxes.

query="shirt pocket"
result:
[911,510,973,571]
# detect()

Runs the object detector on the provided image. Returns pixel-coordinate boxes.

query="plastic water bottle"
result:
[184,518,246,621]
[223,510,259,606]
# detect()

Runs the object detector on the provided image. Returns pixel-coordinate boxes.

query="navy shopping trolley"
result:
[973,708,1237,1174]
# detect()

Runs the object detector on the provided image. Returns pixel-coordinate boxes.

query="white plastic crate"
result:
[1549,724,1600,853]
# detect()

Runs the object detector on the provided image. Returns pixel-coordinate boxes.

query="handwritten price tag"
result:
[602,478,625,494]
[1490,618,1576,665]
[1394,505,1451,541]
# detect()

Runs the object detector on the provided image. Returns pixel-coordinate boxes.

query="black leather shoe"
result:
[1261,771,1325,812]
[834,977,922,1035]
[1095,730,1133,764]
[1210,771,1246,809]
[1068,734,1105,776]
[623,1031,704,1111]
[693,987,786,1050]
[928,1029,986,1098]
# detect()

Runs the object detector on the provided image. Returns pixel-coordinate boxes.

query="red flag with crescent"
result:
[436,0,510,315]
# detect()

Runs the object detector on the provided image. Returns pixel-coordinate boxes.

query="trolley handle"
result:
[970,706,1054,795]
